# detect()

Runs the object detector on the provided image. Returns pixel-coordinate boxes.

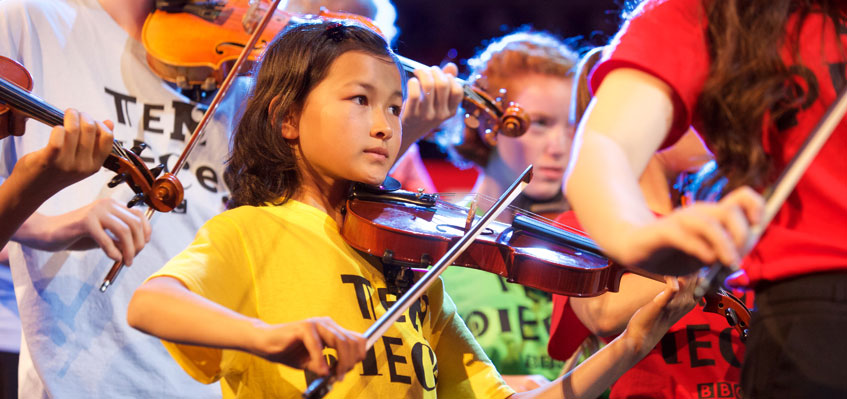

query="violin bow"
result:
[695,85,847,296]
[302,165,534,399]
[99,0,284,292]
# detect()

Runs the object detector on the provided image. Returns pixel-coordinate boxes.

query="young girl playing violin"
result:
[128,20,702,398]
[565,0,847,396]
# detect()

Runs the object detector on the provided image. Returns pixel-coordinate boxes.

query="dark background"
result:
[392,0,624,74]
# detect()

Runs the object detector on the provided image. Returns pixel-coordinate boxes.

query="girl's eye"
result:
[389,105,402,116]
[352,95,368,105]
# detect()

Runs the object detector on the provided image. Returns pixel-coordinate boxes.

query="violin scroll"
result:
[460,84,530,146]
[101,141,185,212]
[0,55,185,213]
[151,173,184,211]
[701,288,750,341]
[500,101,530,138]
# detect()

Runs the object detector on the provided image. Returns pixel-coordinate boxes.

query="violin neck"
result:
[0,76,127,158]
[0,76,64,127]
[626,266,667,284]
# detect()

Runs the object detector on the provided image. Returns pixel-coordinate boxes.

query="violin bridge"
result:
[464,199,477,232]
[242,0,267,34]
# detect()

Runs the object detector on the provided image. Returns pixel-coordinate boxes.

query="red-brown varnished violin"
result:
[341,180,751,340]
[0,56,183,212]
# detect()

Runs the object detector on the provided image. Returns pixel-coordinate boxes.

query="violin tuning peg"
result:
[483,128,498,146]
[150,164,165,177]
[127,193,146,208]
[107,173,128,188]
[725,307,739,327]
[464,113,480,130]
[130,142,148,155]
[201,77,217,92]
[175,76,190,90]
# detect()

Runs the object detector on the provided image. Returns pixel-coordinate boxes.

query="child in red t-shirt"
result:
[549,45,751,398]
[565,0,847,397]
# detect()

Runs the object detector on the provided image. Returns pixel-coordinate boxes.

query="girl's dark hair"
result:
[697,0,845,190]
[224,21,404,208]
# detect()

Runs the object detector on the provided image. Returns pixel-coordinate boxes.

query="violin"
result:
[142,0,530,138]
[0,56,184,212]
[341,180,751,340]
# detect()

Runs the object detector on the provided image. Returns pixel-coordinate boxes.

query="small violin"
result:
[0,56,183,212]
[341,181,752,340]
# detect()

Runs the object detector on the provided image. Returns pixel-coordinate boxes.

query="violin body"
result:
[0,56,33,136]
[143,0,290,90]
[342,185,622,297]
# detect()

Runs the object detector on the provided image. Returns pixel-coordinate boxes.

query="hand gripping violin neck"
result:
[0,56,183,212]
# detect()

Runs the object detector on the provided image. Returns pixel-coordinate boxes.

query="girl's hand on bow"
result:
[251,317,367,381]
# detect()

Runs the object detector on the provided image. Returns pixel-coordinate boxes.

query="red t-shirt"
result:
[548,212,753,399]
[590,0,847,286]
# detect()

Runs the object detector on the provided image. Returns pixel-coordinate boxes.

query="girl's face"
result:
[291,50,403,188]
[493,74,574,200]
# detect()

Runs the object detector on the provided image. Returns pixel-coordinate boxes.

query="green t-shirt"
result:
[441,267,564,380]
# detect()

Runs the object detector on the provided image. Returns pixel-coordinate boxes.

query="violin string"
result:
[439,191,591,237]
[1,76,134,162]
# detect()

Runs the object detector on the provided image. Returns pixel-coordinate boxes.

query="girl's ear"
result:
[269,94,299,140]
[281,115,299,140]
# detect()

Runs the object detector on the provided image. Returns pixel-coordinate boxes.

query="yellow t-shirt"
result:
[150,200,515,399]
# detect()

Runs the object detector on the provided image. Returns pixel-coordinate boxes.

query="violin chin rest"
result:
[379,175,402,192]
[355,175,402,194]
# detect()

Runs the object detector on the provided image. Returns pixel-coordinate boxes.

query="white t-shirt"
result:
[0,265,19,354]
[0,0,240,396]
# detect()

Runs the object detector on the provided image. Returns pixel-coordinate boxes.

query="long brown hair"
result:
[697,0,845,190]
[224,21,403,208]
